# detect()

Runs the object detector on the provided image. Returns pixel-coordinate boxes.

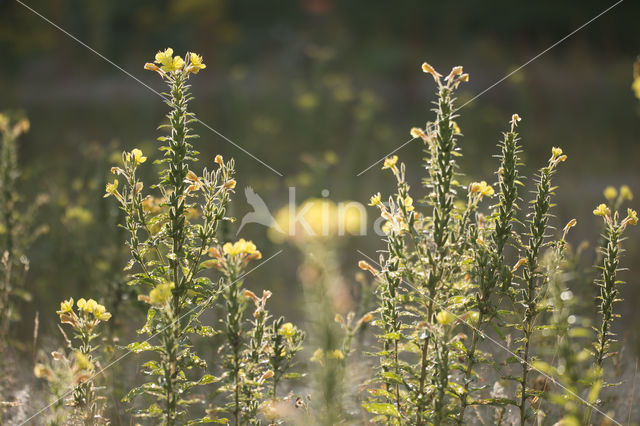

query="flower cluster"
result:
[144,48,206,76]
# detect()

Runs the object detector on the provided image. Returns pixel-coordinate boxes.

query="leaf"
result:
[362,402,400,417]
[125,341,161,353]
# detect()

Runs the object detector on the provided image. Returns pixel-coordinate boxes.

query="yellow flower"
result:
[436,310,456,326]
[188,52,206,74]
[620,185,633,201]
[34,363,52,379]
[404,196,414,212]
[85,299,98,313]
[155,48,174,66]
[92,303,112,321]
[633,76,640,100]
[445,65,463,81]
[551,147,563,159]
[593,203,610,217]
[149,282,174,306]
[603,186,618,201]
[410,127,427,140]
[328,349,345,360]
[382,155,398,170]
[369,192,381,206]
[131,148,147,165]
[74,351,94,371]
[278,322,296,338]
[77,298,87,311]
[625,208,638,226]
[214,154,224,166]
[104,179,119,198]
[154,48,185,73]
[310,348,325,366]
[223,239,259,256]
[57,298,74,314]
[470,181,494,198]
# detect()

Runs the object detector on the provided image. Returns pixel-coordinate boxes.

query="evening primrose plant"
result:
[34,298,111,424]
[360,62,638,425]
[107,49,302,424]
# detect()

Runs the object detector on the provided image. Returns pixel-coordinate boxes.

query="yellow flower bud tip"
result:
[445,66,463,81]
[224,179,237,189]
[603,186,618,201]
[563,218,577,234]
[451,121,461,134]
[410,127,427,140]
[512,258,527,272]
[358,260,378,275]
[382,155,398,170]
[369,192,381,206]
[625,208,638,226]
[436,310,456,326]
[421,62,442,80]
[244,290,259,302]
[593,203,610,217]
[510,114,521,128]
[144,62,160,72]
[359,313,374,324]
[214,154,224,166]
[620,185,633,201]
[551,147,563,159]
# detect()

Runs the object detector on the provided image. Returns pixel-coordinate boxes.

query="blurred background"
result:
[1,0,639,377]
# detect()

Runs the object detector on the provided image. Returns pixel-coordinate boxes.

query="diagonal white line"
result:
[356,0,624,176]
[356,249,623,425]
[14,0,284,177]
[356,136,416,176]
[21,249,284,425]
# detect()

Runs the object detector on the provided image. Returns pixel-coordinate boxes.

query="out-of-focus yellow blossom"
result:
[57,298,74,314]
[310,348,325,365]
[620,185,633,201]
[328,350,344,360]
[593,204,610,217]
[269,198,365,243]
[187,53,206,74]
[104,179,119,198]
[223,238,259,256]
[470,181,494,198]
[404,196,414,212]
[604,186,618,201]
[382,155,398,170]
[34,363,52,379]
[278,322,296,338]
[436,310,456,326]
[149,282,174,306]
[369,192,381,206]
[633,76,640,100]
[74,351,94,371]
